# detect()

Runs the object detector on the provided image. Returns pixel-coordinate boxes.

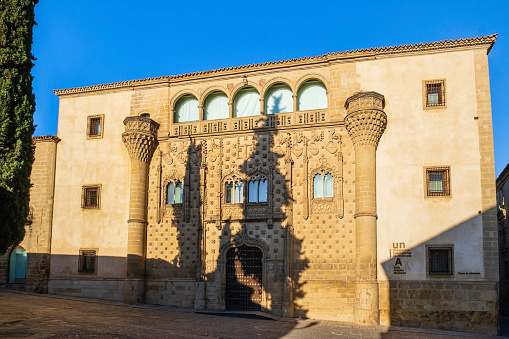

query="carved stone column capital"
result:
[344,91,387,149]
[122,116,160,163]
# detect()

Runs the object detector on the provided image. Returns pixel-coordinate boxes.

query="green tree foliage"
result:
[0,0,38,253]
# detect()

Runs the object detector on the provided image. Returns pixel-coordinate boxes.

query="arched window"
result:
[225,176,244,203]
[297,80,327,111]
[174,95,199,123]
[204,91,229,120]
[265,83,293,114]
[313,172,333,198]
[140,112,150,118]
[248,174,268,203]
[167,182,183,204]
[9,247,27,284]
[234,87,260,117]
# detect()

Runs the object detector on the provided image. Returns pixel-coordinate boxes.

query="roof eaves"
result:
[53,34,498,96]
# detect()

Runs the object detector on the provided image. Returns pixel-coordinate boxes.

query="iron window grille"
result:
[426,167,450,197]
[82,185,101,209]
[425,80,446,108]
[427,246,453,276]
[86,114,104,138]
[78,250,96,273]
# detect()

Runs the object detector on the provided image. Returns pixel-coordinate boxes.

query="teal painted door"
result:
[9,248,27,284]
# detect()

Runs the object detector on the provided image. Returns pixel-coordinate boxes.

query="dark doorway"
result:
[226,245,262,311]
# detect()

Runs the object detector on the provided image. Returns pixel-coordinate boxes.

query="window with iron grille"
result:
[82,185,101,209]
[78,250,96,273]
[427,246,453,276]
[87,115,104,138]
[426,167,450,197]
[424,80,446,108]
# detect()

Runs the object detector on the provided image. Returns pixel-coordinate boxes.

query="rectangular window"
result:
[87,114,104,138]
[78,250,96,273]
[426,167,450,197]
[82,185,101,209]
[424,80,446,108]
[427,246,453,276]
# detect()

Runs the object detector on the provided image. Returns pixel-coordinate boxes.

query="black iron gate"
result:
[225,245,263,311]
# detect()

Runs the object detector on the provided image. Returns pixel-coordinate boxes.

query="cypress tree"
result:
[0,0,38,253]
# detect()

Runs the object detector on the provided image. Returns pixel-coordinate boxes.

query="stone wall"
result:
[49,278,125,301]
[389,280,498,335]
[0,136,58,292]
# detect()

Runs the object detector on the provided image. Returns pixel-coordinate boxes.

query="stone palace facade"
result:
[0,34,500,334]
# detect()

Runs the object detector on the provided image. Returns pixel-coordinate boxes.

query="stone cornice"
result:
[54,34,497,96]
[32,135,60,143]
[345,91,385,113]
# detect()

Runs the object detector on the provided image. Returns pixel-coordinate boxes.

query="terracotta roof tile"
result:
[54,34,497,96]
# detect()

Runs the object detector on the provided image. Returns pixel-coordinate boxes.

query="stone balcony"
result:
[170,109,328,137]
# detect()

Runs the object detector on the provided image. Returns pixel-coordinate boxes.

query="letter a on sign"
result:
[395,258,402,266]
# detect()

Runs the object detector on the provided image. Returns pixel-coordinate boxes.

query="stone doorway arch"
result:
[9,246,27,284]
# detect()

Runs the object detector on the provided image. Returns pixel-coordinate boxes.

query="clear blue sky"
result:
[31,1,509,176]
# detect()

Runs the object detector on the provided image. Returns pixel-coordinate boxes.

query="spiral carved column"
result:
[122,116,159,303]
[345,92,387,325]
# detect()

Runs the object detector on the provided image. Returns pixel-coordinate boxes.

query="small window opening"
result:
[79,250,96,273]
[428,246,453,275]
[426,167,450,197]
[425,80,446,107]
[82,186,100,209]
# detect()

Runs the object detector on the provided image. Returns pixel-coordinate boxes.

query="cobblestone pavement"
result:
[0,289,505,339]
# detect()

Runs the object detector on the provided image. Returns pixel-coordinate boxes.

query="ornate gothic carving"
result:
[344,92,387,149]
[292,132,305,159]
[312,199,335,214]
[308,157,341,217]
[161,171,186,219]
[222,205,244,219]
[122,116,159,163]
[163,204,184,218]
[218,228,270,261]
[245,204,269,218]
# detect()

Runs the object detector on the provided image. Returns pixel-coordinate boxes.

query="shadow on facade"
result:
[380,208,498,335]
[145,115,309,320]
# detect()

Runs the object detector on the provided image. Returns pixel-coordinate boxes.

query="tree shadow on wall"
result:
[145,115,309,319]
[204,115,309,317]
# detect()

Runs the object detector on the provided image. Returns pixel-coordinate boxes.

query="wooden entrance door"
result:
[225,245,262,311]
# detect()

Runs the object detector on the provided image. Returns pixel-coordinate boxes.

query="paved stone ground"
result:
[0,289,506,339]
